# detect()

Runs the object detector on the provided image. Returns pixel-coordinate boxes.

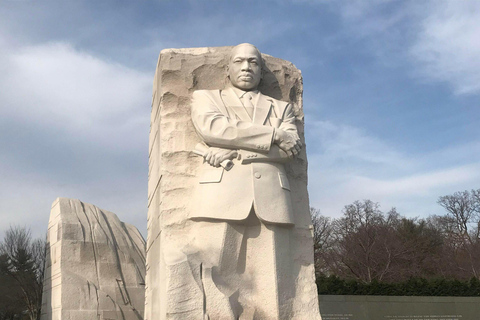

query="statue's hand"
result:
[204,147,238,167]
[274,129,302,158]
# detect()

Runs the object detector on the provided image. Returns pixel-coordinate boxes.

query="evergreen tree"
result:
[0,227,45,320]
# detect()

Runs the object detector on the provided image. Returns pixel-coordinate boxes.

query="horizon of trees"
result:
[1,188,479,317]
[312,188,480,288]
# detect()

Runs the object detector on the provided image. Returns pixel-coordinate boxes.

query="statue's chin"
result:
[234,81,258,91]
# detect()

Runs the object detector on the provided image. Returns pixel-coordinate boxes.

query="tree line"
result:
[312,189,480,295]
[1,188,479,317]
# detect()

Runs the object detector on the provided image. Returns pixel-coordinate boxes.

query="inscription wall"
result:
[319,295,479,320]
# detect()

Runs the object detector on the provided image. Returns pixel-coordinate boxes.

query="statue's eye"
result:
[234,59,242,63]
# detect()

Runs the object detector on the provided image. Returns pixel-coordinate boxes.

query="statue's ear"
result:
[224,64,230,87]
[225,64,230,80]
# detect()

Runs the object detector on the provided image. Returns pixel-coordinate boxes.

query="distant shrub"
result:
[316,274,480,296]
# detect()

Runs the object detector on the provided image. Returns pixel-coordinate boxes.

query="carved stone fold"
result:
[40,197,146,320]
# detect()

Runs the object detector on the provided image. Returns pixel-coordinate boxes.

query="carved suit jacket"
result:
[190,88,298,225]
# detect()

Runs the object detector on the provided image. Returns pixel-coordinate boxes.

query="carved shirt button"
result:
[254,172,261,179]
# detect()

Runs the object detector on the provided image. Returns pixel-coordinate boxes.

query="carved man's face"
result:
[227,45,262,91]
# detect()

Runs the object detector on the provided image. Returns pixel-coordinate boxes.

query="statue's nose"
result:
[241,61,251,71]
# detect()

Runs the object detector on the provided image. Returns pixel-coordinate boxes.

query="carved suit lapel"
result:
[221,88,252,121]
[253,93,272,125]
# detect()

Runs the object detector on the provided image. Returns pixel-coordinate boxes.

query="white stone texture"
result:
[145,46,321,319]
[40,198,146,320]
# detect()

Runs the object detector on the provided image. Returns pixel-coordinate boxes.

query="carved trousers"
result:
[192,209,294,320]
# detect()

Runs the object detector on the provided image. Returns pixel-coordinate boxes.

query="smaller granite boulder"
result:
[41,198,146,320]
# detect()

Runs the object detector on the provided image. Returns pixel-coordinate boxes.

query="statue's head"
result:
[227,43,263,91]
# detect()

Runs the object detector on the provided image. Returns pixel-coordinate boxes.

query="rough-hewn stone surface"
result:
[41,198,146,320]
[145,46,320,319]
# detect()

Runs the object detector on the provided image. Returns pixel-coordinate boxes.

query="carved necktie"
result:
[242,92,255,120]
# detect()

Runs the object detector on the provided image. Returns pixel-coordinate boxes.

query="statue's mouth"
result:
[239,74,253,81]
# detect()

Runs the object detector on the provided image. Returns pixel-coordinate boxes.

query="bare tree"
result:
[0,226,46,320]
[437,189,480,278]
[394,217,443,279]
[316,200,445,283]
[312,191,480,289]
[438,190,479,240]
[310,208,334,276]
[332,200,391,283]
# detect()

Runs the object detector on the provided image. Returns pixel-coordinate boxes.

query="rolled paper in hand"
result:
[193,143,234,171]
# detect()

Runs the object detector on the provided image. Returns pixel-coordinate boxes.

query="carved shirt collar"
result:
[230,87,259,100]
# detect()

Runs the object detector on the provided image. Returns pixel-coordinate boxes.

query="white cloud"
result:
[0,38,152,239]
[338,0,404,31]
[0,162,147,241]
[345,163,480,198]
[307,120,480,218]
[308,120,411,215]
[309,120,410,170]
[410,1,480,95]
[319,0,412,63]
[301,0,480,95]
[310,159,480,219]
[143,11,294,50]
[327,0,480,95]
[0,40,152,149]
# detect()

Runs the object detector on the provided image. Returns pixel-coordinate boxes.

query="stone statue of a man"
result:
[188,43,305,319]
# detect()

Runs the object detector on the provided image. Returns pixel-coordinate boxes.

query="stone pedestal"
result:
[41,198,146,320]
[145,46,320,319]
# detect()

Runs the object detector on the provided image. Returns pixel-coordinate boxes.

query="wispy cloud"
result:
[0,161,147,240]
[308,120,411,172]
[0,41,150,129]
[308,120,411,215]
[0,40,152,150]
[307,120,480,218]
[324,0,480,95]
[156,11,295,49]
[345,164,480,198]
[0,39,151,239]
[410,1,480,95]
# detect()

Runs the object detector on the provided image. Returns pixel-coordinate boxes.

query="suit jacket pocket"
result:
[199,167,224,184]
[278,172,290,191]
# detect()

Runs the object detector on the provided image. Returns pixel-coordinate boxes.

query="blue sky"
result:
[0,0,479,239]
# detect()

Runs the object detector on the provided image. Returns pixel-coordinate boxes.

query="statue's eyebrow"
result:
[231,56,260,63]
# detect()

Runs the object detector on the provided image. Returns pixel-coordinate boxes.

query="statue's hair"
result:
[229,43,264,68]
